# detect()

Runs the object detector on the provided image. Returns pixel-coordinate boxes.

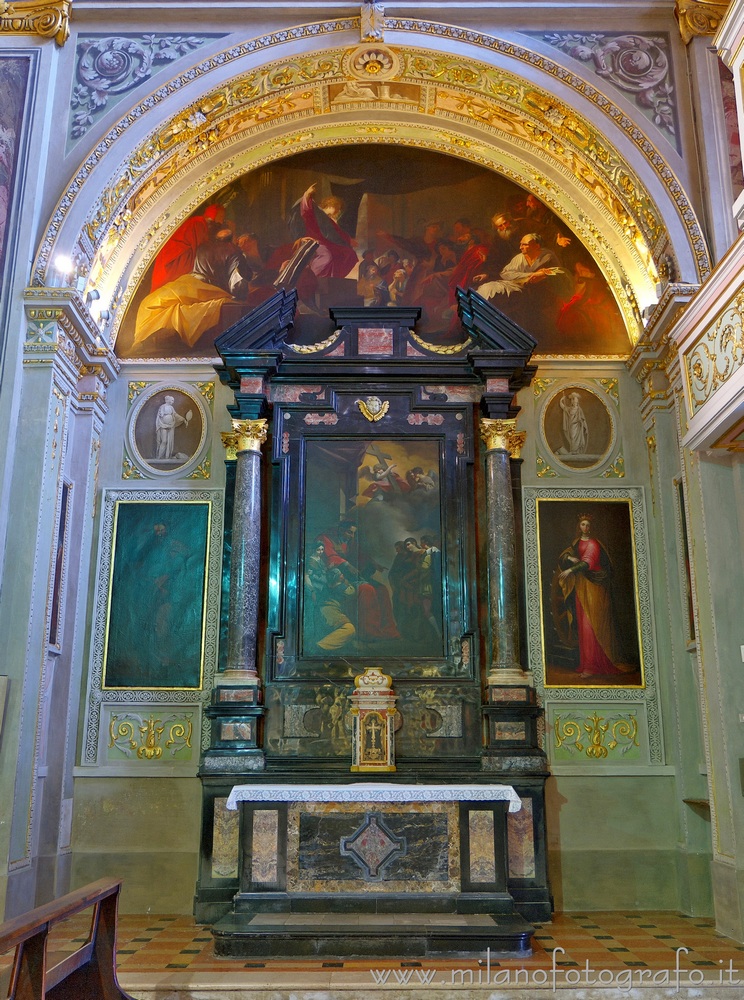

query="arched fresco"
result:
[115,145,629,358]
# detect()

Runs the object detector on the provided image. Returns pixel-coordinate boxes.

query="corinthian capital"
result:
[221,419,268,456]
[480,418,526,458]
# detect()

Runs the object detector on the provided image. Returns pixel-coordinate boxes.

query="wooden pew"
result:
[0,878,135,1000]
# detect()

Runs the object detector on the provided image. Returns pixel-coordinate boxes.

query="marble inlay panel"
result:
[251,809,279,884]
[508,798,536,878]
[211,797,239,879]
[490,687,529,702]
[468,810,496,882]
[492,721,527,741]
[358,327,393,354]
[286,801,460,893]
[220,720,254,741]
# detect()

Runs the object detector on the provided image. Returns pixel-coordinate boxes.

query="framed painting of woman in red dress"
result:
[535,496,644,688]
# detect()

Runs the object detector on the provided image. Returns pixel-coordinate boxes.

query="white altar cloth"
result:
[226,782,522,812]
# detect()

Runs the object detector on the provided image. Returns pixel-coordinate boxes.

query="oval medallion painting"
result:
[541,385,615,472]
[115,146,631,359]
[130,385,207,476]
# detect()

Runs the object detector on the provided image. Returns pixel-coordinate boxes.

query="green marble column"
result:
[480,418,530,686]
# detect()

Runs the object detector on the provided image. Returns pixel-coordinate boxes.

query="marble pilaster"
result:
[479,418,530,687]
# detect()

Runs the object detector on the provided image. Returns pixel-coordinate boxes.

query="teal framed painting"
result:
[103,499,211,690]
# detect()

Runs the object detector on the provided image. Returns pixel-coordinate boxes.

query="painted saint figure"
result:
[155,395,191,459]
[293,183,358,279]
[304,540,356,651]
[559,391,589,455]
[557,515,626,678]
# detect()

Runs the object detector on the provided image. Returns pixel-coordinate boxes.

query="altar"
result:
[212,782,533,958]
[195,297,553,958]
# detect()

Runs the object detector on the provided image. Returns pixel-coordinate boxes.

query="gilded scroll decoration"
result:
[675,1,731,45]
[128,381,147,404]
[108,712,193,760]
[685,291,744,414]
[600,455,625,478]
[533,378,556,398]
[0,0,70,45]
[554,712,639,758]
[536,453,558,478]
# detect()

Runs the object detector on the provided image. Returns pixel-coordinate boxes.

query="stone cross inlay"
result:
[340,812,406,880]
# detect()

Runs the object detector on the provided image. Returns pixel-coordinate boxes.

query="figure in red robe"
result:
[150,204,226,291]
[557,514,626,677]
[294,183,358,279]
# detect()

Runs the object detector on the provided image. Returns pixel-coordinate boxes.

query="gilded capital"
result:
[480,418,525,458]
[1,0,71,45]
[222,418,268,456]
[675,0,730,44]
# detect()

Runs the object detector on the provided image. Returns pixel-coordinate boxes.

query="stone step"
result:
[212,911,533,959]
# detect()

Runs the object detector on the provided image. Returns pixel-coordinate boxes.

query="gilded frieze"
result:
[684,290,744,415]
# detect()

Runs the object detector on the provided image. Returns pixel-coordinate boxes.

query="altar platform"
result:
[210,782,534,959]
[4,909,735,999]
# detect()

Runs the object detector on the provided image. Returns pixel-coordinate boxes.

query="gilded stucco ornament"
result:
[554,712,639,759]
[357,396,389,422]
[675,0,731,44]
[344,43,400,81]
[221,418,268,455]
[0,0,70,45]
[33,20,710,310]
[108,712,193,760]
[480,418,526,459]
[684,290,744,415]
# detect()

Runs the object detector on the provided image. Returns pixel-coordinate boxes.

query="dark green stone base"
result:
[212,908,533,959]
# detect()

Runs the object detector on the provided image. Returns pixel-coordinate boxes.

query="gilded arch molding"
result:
[33,22,709,349]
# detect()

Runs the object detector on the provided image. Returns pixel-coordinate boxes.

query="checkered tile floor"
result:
[3,910,744,994]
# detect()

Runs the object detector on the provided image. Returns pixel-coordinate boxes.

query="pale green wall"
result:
[71,778,202,913]
[547,775,697,911]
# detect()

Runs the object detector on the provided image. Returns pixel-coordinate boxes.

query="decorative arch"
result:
[32,21,709,352]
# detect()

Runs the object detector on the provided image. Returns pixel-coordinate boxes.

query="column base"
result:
[487,668,533,687]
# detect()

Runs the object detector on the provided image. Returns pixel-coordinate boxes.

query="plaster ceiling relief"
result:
[67,33,227,155]
[529,31,680,151]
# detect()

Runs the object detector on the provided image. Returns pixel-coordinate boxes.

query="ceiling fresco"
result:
[116,145,629,359]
